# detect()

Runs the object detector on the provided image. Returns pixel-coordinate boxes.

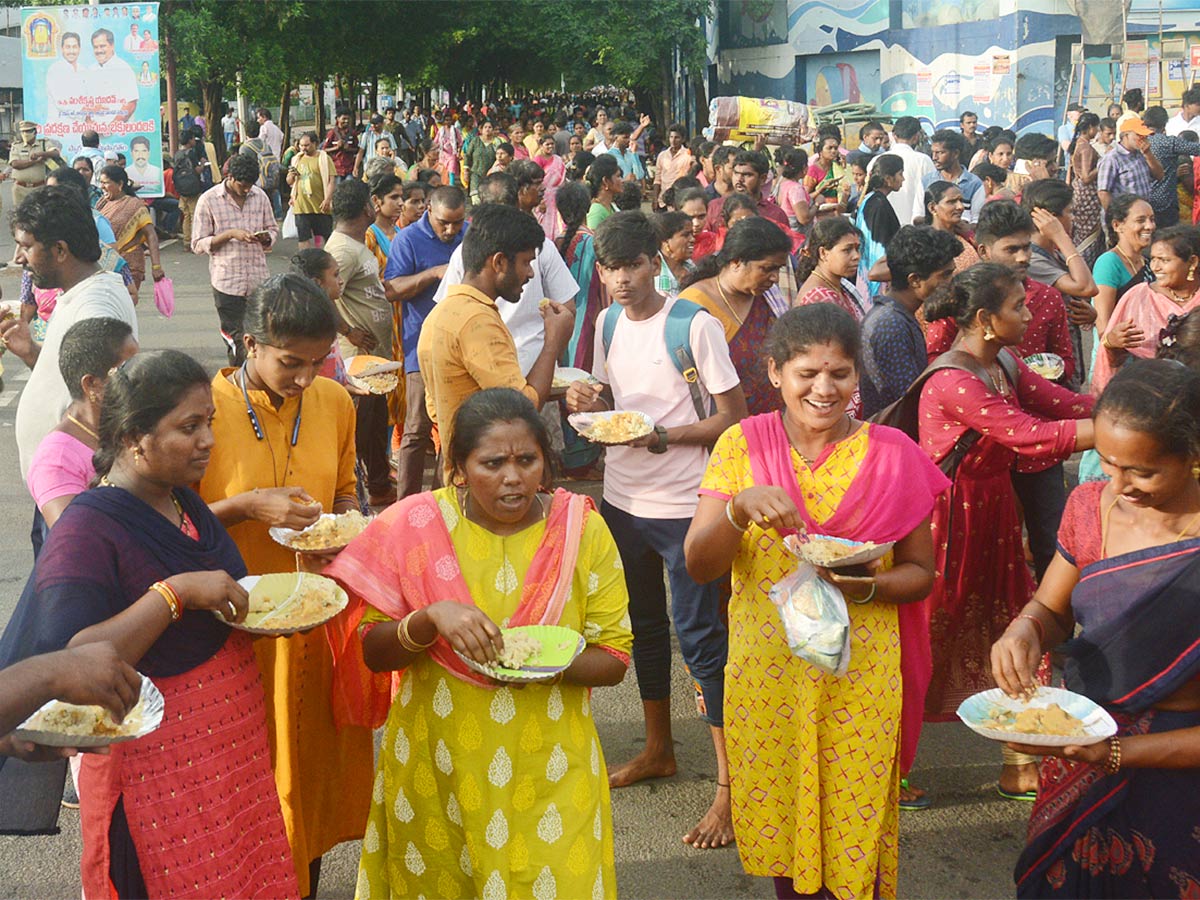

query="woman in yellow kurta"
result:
[325,387,632,900]
[197,274,374,897]
[683,304,948,899]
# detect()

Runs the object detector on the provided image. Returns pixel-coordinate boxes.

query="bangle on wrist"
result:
[396,611,436,653]
[848,582,877,605]
[1064,252,1081,265]
[1017,613,1045,644]
[1104,735,1122,774]
[724,498,748,532]
[150,580,182,621]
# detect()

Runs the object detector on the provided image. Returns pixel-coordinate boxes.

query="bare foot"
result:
[607,749,676,788]
[899,783,926,804]
[682,784,735,849]
[998,763,1039,796]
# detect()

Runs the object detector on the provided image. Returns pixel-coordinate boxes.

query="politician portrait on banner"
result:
[22,3,163,197]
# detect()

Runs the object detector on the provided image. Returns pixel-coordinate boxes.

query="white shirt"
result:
[432,236,579,375]
[46,59,87,123]
[591,297,740,519]
[1166,112,1200,137]
[221,114,237,134]
[16,271,137,477]
[91,57,138,118]
[128,162,161,191]
[259,120,284,159]
[868,140,936,226]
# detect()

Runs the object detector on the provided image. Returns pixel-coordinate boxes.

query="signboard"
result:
[973,63,992,102]
[1191,43,1200,70]
[21,4,163,197]
[916,71,933,106]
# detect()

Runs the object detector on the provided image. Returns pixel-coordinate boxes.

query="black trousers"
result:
[213,290,247,366]
[355,392,391,497]
[1012,463,1067,582]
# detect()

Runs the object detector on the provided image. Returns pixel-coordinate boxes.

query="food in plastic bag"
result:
[704,96,815,145]
[768,563,851,675]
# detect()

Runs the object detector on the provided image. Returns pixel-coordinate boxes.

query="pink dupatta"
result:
[324,488,592,729]
[1093,283,1200,395]
[741,413,950,774]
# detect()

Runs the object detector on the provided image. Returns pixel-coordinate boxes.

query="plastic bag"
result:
[153,276,175,318]
[768,563,851,675]
[281,208,298,240]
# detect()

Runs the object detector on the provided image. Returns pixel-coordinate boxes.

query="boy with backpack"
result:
[239,119,283,218]
[564,210,748,848]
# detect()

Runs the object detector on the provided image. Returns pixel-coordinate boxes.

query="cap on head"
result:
[1118,118,1153,137]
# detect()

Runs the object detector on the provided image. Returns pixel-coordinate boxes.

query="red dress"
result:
[918,354,1093,719]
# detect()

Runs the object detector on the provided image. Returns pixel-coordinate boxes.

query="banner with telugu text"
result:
[21,3,163,198]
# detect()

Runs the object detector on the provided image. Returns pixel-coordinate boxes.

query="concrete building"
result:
[694,0,1200,136]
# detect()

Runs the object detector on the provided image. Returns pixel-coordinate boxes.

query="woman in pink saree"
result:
[1093,226,1200,395]
[533,133,566,241]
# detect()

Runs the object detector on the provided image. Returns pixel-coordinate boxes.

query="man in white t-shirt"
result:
[869,116,936,225]
[0,186,137,551]
[89,28,138,122]
[46,31,88,124]
[564,210,747,850]
[1166,87,1200,137]
[432,170,578,375]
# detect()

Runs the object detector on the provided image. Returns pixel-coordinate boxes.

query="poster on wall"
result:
[916,71,933,107]
[992,54,1011,75]
[21,3,163,197]
[973,63,992,102]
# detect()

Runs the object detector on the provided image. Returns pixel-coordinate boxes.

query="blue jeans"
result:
[601,501,727,727]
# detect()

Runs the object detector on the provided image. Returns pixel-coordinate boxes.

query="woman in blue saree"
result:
[992,358,1200,898]
[853,153,904,302]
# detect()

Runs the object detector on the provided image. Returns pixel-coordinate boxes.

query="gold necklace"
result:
[66,413,98,441]
[1162,283,1196,303]
[1114,244,1142,276]
[100,476,186,528]
[714,275,746,327]
[814,268,845,295]
[986,362,1011,397]
[790,414,850,467]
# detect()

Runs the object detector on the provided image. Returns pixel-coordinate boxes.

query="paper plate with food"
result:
[550,366,598,398]
[957,686,1117,747]
[783,533,894,568]
[567,410,654,445]
[1023,352,1065,381]
[454,624,585,683]
[346,355,402,394]
[13,674,164,748]
[270,510,370,552]
[225,572,350,635]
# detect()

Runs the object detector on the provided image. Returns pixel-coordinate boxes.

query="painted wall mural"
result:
[706,0,1200,137]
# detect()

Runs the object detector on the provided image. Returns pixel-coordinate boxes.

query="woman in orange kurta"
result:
[197,274,374,897]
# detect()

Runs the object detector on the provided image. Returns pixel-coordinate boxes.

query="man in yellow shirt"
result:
[417,202,573,482]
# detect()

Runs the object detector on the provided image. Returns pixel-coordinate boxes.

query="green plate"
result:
[455,624,585,683]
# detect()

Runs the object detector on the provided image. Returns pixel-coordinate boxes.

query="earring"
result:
[88,392,98,404]
[1189,263,1197,281]
[133,447,144,462]
[983,327,996,342]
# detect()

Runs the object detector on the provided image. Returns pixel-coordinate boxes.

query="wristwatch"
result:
[648,425,669,454]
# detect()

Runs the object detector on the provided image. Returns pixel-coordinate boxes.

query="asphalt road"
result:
[0,208,1029,899]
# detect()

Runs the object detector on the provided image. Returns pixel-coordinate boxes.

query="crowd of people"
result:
[1,83,1200,900]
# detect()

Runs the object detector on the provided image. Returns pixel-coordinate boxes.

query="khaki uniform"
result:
[10,137,60,206]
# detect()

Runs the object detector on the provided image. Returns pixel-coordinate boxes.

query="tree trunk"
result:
[162,11,179,154]
[660,54,673,131]
[200,78,224,160]
[692,67,709,130]
[279,81,292,147]
[369,76,378,117]
[315,80,326,135]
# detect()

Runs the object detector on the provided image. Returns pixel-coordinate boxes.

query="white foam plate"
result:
[269,512,368,552]
[221,573,349,635]
[567,410,654,445]
[1023,353,1065,381]
[957,686,1117,747]
[13,674,164,748]
[783,533,894,568]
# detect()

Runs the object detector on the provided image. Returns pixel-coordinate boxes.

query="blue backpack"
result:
[600,298,713,420]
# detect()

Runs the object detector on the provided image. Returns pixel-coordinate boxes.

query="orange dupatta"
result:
[324,487,592,729]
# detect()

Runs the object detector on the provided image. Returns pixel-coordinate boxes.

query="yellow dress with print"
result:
[354,487,632,900]
[700,423,901,900]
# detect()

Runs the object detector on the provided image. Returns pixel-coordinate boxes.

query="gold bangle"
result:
[1104,735,1122,774]
[150,580,182,621]
[397,612,436,653]
[1065,253,1081,265]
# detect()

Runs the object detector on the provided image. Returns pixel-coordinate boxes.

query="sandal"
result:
[899,777,932,811]
[997,785,1038,802]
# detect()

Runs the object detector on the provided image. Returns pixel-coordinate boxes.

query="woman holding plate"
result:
[0,349,298,898]
[325,388,632,900]
[683,304,949,899]
[991,359,1200,897]
[197,274,372,899]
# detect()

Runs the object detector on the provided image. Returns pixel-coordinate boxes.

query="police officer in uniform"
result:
[10,121,61,207]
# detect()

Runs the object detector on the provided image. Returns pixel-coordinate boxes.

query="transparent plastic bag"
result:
[767,563,851,676]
